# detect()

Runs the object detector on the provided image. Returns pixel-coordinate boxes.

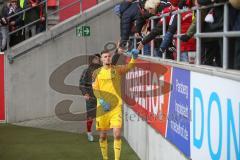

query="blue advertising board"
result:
[166,67,191,157]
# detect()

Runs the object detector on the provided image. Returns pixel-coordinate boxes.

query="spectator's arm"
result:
[160,15,177,51]
[39,0,46,20]
[112,52,121,65]
[186,16,196,37]
[14,8,23,26]
[142,23,163,44]
[186,9,208,37]
[120,14,132,41]
[0,5,8,26]
[160,31,174,51]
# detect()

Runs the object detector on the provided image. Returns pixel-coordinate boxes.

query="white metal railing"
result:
[5,0,109,52]
[6,0,84,49]
[6,0,109,63]
[131,2,240,70]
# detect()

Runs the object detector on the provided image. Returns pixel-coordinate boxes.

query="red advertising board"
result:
[123,59,172,136]
[0,54,5,121]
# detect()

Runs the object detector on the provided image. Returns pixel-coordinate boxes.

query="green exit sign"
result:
[76,25,90,37]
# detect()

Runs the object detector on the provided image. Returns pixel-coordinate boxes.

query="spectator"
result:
[2,0,23,46]
[18,0,27,38]
[116,0,148,42]
[79,54,102,142]
[200,0,225,66]
[141,21,152,55]
[25,0,40,38]
[36,0,45,33]
[135,0,170,36]
[0,0,8,51]
[135,4,153,38]
[158,0,196,62]
[137,0,175,58]
[229,3,240,69]
[179,0,212,64]
[179,2,216,65]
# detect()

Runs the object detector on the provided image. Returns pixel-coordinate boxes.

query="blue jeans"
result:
[143,44,151,56]
[181,52,189,62]
[0,26,8,50]
[154,48,162,57]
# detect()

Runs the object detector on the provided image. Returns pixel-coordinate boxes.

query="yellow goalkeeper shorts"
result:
[96,109,122,131]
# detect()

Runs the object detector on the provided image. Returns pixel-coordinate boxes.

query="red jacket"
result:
[158,6,177,26]
[159,6,196,52]
[179,10,196,51]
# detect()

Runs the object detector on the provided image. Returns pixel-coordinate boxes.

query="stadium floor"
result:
[0,124,140,160]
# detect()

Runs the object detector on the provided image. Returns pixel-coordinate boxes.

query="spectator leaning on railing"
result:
[202,0,225,66]
[2,0,23,47]
[25,0,41,38]
[117,0,140,42]
[180,0,227,66]
[137,0,176,58]
[179,0,215,66]
[135,0,170,37]
[0,0,8,51]
[19,0,45,38]
[135,1,153,38]
[158,0,196,62]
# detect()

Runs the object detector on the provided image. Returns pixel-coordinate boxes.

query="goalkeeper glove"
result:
[131,49,139,59]
[99,98,110,112]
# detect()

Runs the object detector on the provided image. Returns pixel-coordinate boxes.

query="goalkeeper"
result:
[92,48,139,160]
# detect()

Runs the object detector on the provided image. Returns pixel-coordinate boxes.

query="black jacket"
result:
[139,1,171,44]
[198,0,225,32]
[2,3,23,28]
[120,1,140,41]
[79,64,101,97]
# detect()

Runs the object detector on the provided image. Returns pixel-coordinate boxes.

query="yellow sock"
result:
[114,139,122,160]
[99,139,108,160]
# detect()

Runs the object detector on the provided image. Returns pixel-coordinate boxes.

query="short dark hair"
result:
[100,49,111,55]
[94,53,101,58]
[88,53,100,64]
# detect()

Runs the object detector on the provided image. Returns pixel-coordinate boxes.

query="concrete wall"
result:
[124,105,188,160]
[5,0,122,123]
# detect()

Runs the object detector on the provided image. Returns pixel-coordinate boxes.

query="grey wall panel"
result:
[124,105,188,160]
[124,104,148,160]
[5,7,120,122]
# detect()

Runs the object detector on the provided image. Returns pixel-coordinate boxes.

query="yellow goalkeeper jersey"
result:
[92,58,135,114]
